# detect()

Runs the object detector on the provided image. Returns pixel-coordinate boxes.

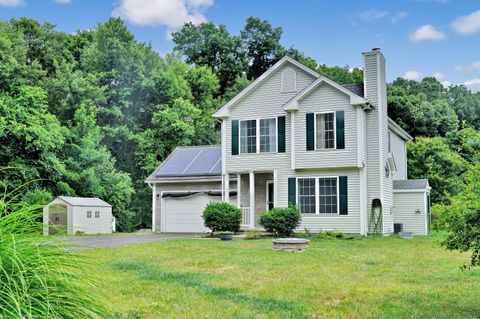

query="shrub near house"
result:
[259,207,301,237]
[202,202,242,232]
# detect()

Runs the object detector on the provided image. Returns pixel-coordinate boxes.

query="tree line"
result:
[1,16,480,232]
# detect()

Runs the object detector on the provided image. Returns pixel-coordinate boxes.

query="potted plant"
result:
[215,231,234,241]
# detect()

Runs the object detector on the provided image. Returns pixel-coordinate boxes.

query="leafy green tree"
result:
[437,163,480,266]
[241,17,283,79]
[0,86,67,195]
[62,106,135,231]
[172,22,248,93]
[407,137,466,204]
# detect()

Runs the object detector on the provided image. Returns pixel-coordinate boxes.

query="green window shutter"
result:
[336,111,345,149]
[277,116,286,153]
[306,113,314,151]
[288,177,296,206]
[231,120,239,155]
[339,176,348,215]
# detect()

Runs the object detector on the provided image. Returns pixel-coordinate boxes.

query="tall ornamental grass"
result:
[0,190,109,318]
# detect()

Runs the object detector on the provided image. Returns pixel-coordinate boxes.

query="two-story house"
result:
[145,48,431,236]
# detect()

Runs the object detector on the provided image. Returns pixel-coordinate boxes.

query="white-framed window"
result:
[298,178,316,214]
[297,177,339,214]
[86,211,92,218]
[240,118,277,154]
[315,112,335,150]
[95,211,100,218]
[318,177,338,214]
[259,118,277,153]
[240,119,257,153]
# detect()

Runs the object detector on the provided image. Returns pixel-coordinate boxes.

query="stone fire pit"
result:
[272,238,310,251]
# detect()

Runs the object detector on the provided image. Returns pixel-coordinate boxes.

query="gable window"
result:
[259,118,277,153]
[86,211,92,218]
[298,178,316,214]
[240,118,277,154]
[240,120,257,153]
[95,211,100,218]
[316,112,335,149]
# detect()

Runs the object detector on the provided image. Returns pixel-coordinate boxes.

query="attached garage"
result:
[146,145,236,233]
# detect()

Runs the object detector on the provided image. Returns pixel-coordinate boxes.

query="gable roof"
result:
[283,76,370,111]
[393,179,430,191]
[146,145,222,181]
[55,196,111,207]
[388,118,413,141]
[213,56,319,118]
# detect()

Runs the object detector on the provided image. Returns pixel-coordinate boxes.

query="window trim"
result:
[239,117,278,154]
[95,211,100,218]
[314,111,336,151]
[296,176,340,215]
[86,211,92,219]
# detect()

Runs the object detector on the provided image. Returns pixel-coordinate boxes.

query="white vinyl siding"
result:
[390,130,408,180]
[393,191,428,235]
[295,83,358,169]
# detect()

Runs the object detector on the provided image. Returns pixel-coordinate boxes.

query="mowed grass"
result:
[81,236,480,319]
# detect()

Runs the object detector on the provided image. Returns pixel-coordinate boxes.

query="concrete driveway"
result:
[59,233,194,250]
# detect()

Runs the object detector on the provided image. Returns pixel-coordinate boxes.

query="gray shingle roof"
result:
[342,83,364,98]
[393,179,429,190]
[151,145,222,178]
[57,196,112,207]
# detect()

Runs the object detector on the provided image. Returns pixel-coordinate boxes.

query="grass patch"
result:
[81,236,480,318]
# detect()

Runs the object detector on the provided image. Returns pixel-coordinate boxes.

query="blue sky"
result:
[1,0,479,90]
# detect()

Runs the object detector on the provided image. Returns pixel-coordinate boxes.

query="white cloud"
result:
[432,73,451,87]
[392,11,408,23]
[464,78,480,92]
[451,10,480,35]
[404,70,422,81]
[0,0,23,6]
[433,72,446,81]
[112,0,214,29]
[409,24,446,42]
[358,9,388,21]
[454,61,480,73]
[54,0,71,3]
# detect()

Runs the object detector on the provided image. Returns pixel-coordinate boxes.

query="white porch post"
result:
[224,173,230,203]
[151,183,156,232]
[249,171,255,229]
[273,170,278,207]
[237,174,241,208]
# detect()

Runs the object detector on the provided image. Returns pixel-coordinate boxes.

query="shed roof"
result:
[147,145,222,181]
[393,179,429,191]
[55,196,112,207]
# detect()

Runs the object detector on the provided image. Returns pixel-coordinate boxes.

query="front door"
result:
[267,181,274,210]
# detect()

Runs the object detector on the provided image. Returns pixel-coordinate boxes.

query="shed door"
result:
[163,193,221,233]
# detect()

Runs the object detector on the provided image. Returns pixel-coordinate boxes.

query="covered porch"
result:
[222,170,278,229]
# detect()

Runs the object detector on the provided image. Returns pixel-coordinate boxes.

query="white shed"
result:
[43,196,114,236]
[393,180,431,236]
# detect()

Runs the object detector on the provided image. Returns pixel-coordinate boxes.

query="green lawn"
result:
[82,236,480,319]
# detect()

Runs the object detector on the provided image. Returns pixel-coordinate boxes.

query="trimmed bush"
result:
[259,207,301,237]
[202,202,241,232]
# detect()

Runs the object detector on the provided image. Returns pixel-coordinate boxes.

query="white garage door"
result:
[163,193,221,233]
